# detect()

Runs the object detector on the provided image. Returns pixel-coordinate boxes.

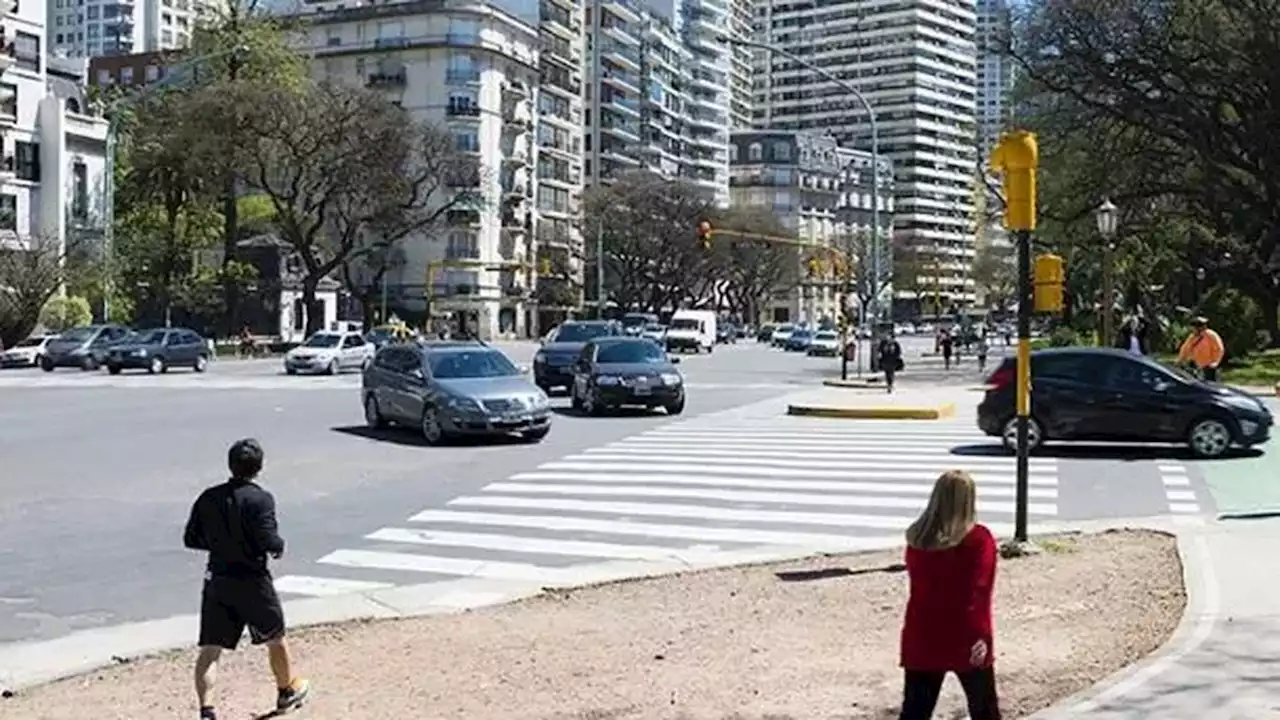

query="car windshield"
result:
[14,337,44,347]
[304,334,342,348]
[815,332,837,340]
[553,323,611,343]
[621,315,651,328]
[1156,360,1198,383]
[670,318,700,330]
[644,324,664,332]
[597,342,665,364]
[429,350,519,379]
[776,325,794,333]
[792,330,812,338]
[58,327,96,342]
[132,329,168,345]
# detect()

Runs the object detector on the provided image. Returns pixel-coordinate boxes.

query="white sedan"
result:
[806,330,841,357]
[641,323,666,342]
[284,331,375,375]
[0,335,54,368]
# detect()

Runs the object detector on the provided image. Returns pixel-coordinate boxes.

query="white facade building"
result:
[0,1,110,271]
[301,0,540,340]
[48,0,216,59]
[753,0,980,316]
[585,0,729,204]
[976,0,1013,158]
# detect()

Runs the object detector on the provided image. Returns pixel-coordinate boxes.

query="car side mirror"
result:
[669,356,681,364]
[407,368,424,381]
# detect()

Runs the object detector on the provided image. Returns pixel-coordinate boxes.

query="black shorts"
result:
[199,573,286,650]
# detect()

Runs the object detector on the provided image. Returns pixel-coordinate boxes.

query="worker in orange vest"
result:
[1177,316,1225,382]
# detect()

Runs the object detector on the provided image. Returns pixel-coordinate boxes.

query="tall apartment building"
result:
[753,0,980,317]
[584,0,729,204]
[302,0,541,339]
[729,130,892,325]
[975,0,1013,158]
[48,0,215,59]
[0,0,110,273]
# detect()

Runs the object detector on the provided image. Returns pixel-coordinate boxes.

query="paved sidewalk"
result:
[1034,516,1280,719]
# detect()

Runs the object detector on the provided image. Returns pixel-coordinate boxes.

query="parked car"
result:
[0,335,55,368]
[978,347,1273,458]
[620,312,659,337]
[807,330,840,357]
[785,328,814,352]
[641,323,666,343]
[771,324,795,347]
[362,342,550,445]
[106,327,210,374]
[284,331,374,375]
[533,320,623,392]
[756,324,775,342]
[41,324,132,371]
[570,337,685,416]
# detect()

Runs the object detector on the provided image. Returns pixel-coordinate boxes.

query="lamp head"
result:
[1095,198,1118,238]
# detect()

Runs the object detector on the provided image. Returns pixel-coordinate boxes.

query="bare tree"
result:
[0,236,77,347]
[235,81,481,334]
[709,207,800,322]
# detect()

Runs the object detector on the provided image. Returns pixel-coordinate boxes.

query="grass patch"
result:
[1222,349,1280,386]
[1038,538,1078,555]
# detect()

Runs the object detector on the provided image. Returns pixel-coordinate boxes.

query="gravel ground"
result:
[2,530,1185,720]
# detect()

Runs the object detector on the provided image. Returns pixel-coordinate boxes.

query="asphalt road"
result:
[0,337,1241,645]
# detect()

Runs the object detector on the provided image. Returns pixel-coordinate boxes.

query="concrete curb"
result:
[0,515,1207,701]
[821,378,883,389]
[787,402,957,420]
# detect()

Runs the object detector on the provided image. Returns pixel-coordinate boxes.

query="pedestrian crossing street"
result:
[273,412,1060,598]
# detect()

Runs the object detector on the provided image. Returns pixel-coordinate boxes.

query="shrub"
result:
[39,295,93,331]
[1048,327,1080,347]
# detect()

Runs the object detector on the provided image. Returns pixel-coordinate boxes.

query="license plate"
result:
[501,413,532,423]
[634,387,651,396]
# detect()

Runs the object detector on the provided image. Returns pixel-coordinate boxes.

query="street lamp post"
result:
[717,34,882,380]
[101,45,250,322]
[1095,198,1118,345]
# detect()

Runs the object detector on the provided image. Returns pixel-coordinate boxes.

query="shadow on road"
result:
[951,443,1264,462]
[331,425,533,447]
[549,406,675,420]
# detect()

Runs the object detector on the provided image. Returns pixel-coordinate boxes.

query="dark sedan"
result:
[978,347,1273,458]
[785,329,814,352]
[570,337,685,416]
[41,324,132,371]
[533,320,622,392]
[106,327,210,374]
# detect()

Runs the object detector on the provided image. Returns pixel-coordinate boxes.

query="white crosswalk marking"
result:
[274,414,1060,597]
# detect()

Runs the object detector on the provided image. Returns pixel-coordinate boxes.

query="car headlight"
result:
[660,373,682,385]
[446,396,483,411]
[530,392,550,409]
[597,375,621,386]
[133,348,147,356]
[534,351,547,364]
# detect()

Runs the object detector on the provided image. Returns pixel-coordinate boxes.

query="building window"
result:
[97,69,112,85]
[14,32,40,73]
[774,142,791,160]
[446,90,478,116]
[0,194,15,230]
[453,131,479,153]
[445,230,479,260]
[729,144,739,162]
[86,5,98,18]
[446,52,479,83]
[15,142,39,182]
[120,66,134,84]
[66,97,80,113]
[145,65,159,81]
[0,83,15,118]
[72,161,89,221]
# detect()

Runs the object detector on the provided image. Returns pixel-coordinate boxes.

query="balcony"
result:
[502,148,530,166]
[600,66,640,94]
[446,102,481,119]
[601,21,639,47]
[444,245,481,261]
[502,180,530,203]
[602,94,640,118]
[602,0,643,23]
[502,209,529,230]
[600,118,641,144]
[367,69,407,88]
[446,208,482,227]
[0,41,13,75]
[0,155,15,182]
[501,100,532,128]
[445,69,481,85]
[599,40,641,70]
[501,80,530,99]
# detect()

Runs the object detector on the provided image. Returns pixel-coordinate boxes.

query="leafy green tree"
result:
[40,296,93,331]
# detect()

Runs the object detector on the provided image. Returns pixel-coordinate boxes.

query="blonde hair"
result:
[905,470,978,550]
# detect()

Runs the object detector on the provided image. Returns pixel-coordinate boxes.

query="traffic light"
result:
[989,130,1038,231]
[697,221,713,249]
[1033,253,1065,313]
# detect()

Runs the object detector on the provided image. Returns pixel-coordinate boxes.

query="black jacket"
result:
[1115,324,1149,355]
[184,479,285,577]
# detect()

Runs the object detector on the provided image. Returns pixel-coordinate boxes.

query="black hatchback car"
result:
[570,337,685,415]
[106,327,210,374]
[533,320,623,392]
[978,347,1273,458]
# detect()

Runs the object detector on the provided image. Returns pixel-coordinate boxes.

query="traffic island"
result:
[0,531,1184,720]
[821,376,883,389]
[788,389,957,419]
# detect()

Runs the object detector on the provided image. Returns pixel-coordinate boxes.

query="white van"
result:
[665,310,717,353]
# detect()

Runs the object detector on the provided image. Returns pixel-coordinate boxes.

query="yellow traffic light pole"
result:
[990,131,1039,545]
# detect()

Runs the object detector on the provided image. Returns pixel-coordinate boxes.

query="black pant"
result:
[899,667,1001,720]
[199,573,286,650]
[1203,366,1219,382]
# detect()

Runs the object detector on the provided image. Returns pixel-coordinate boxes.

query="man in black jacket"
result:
[184,439,309,720]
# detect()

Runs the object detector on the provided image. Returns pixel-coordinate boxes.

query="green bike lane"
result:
[1199,397,1280,517]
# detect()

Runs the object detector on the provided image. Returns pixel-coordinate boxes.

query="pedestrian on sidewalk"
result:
[183,439,310,720]
[877,332,904,394]
[976,333,989,374]
[939,331,954,370]
[1176,316,1224,382]
[898,470,1001,720]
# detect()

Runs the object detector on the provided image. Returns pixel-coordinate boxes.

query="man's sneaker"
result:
[276,678,310,711]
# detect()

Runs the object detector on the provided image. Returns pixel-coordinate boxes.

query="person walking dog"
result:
[899,470,1001,720]
[183,439,310,720]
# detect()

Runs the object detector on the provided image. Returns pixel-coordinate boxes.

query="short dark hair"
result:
[228,438,264,480]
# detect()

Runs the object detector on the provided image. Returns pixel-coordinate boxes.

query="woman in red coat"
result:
[899,469,1001,720]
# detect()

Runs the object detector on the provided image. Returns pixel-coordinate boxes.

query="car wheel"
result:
[327,359,339,376]
[80,355,98,371]
[31,354,42,368]
[707,344,713,354]
[522,426,551,443]
[665,395,686,416]
[285,367,297,375]
[364,394,387,429]
[148,356,166,374]
[1188,416,1234,458]
[1000,416,1043,454]
[107,364,122,375]
[40,356,54,372]
[194,355,209,373]
[420,406,449,445]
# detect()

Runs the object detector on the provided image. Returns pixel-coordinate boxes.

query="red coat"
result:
[900,524,997,671]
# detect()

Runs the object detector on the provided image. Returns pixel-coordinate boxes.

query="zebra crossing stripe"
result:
[529,462,1050,485]
[272,575,394,597]
[581,447,1057,469]
[318,548,583,583]
[365,527,721,562]
[506,471,1058,498]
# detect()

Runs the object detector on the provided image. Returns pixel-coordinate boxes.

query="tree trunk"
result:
[361,295,376,332]
[1257,288,1279,348]
[220,179,239,338]
[302,279,323,336]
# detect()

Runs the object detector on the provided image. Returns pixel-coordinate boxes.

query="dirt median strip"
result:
[2,530,1184,720]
